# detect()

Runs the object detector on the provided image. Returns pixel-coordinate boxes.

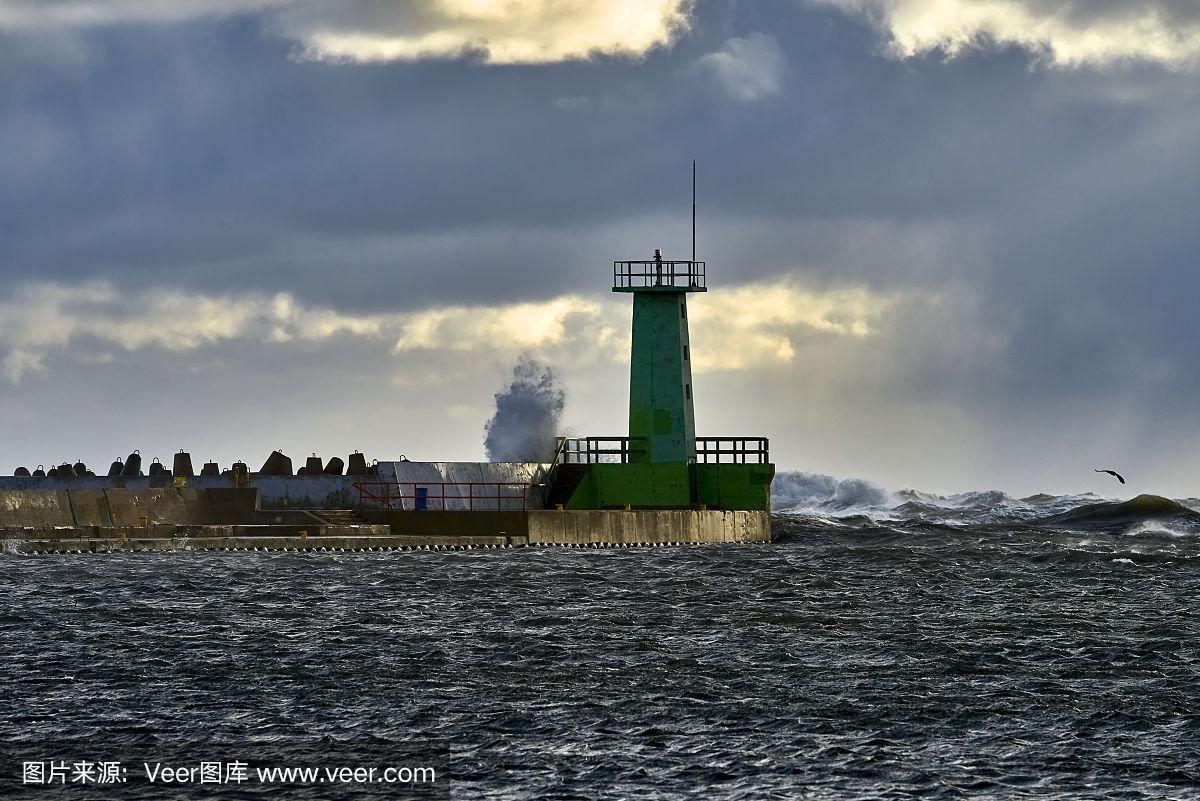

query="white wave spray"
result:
[770,469,1144,528]
[484,355,565,463]
[771,471,894,513]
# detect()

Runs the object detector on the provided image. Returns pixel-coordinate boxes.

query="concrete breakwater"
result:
[0,492,772,556]
[0,461,772,554]
[3,509,772,555]
[0,474,374,511]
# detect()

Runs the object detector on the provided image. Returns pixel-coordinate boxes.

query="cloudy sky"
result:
[2,0,1199,497]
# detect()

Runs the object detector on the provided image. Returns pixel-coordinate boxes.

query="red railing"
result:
[354,482,531,512]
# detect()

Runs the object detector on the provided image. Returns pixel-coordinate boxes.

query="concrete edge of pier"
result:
[1,510,772,555]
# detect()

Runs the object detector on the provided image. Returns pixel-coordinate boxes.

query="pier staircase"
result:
[308,508,368,527]
[545,463,588,509]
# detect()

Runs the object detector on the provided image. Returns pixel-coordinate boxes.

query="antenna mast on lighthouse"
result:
[691,159,696,264]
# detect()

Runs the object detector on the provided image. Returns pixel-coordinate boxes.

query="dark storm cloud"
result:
[0,16,737,309]
[1,1,1199,493]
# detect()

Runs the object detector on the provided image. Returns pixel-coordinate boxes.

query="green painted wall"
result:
[695,463,774,511]
[566,463,691,510]
[564,463,773,511]
[628,292,696,465]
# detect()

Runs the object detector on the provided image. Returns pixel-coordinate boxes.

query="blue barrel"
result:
[415,486,429,511]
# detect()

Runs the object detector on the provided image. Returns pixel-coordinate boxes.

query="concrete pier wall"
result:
[8,532,519,555]
[6,517,769,554]
[0,488,258,528]
[371,509,770,545]
[0,490,74,527]
[526,510,771,545]
[369,510,530,537]
[0,476,356,509]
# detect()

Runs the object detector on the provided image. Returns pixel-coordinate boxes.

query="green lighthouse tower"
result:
[548,230,774,512]
[619,249,702,466]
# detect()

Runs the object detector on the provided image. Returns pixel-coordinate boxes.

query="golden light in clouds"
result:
[0,0,693,64]
[814,0,1200,68]
[0,279,904,383]
[296,0,693,64]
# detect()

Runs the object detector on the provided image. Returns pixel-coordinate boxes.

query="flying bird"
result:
[1095,469,1126,485]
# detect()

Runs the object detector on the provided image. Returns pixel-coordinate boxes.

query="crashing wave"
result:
[771,472,894,514]
[1175,497,1200,513]
[772,470,1200,535]
[942,490,1019,509]
[1037,494,1200,532]
[771,472,1037,521]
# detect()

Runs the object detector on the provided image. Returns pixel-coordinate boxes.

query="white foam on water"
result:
[772,472,895,515]
[772,470,1113,525]
[1127,520,1194,539]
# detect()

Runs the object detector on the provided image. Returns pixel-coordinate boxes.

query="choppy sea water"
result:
[3,488,1199,799]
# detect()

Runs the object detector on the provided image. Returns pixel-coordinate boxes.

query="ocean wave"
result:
[1037,494,1200,533]
[771,472,894,514]
[772,472,1199,534]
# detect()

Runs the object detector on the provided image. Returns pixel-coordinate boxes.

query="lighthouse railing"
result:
[552,438,768,462]
[556,436,768,464]
[695,437,770,464]
[557,437,646,464]
[613,260,705,290]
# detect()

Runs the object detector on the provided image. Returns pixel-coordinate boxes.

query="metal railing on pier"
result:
[556,437,645,464]
[554,436,769,465]
[696,437,770,464]
[354,482,530,512]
